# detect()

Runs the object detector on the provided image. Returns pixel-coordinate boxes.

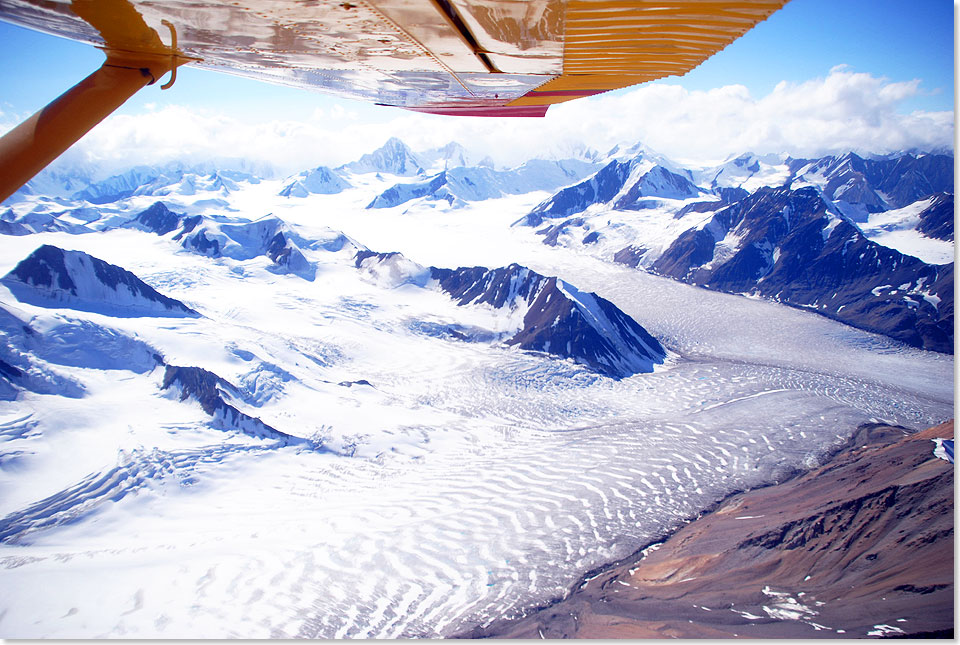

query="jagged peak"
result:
[429,262,666,378]
[339,137,425,176]
[382,136,408,149]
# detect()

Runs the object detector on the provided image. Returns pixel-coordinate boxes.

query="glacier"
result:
[0,141,952,638]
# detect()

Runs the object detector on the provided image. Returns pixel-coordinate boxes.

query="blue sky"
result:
[671,0,955,112]
[0,0,954,171]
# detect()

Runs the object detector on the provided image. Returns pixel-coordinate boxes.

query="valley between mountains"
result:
[0,139,952,637]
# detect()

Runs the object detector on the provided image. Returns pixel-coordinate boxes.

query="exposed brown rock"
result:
[465,421,954,639]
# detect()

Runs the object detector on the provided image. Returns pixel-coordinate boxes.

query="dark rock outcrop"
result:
[536,217,586,247]
[613,245,649,268]
[917,193,954,242]
[125,201,183,235]
[430,263,666,378]
[353,249,402,269]
[162,365,305,445]
[122,201,202,240]
[675,186,749,219]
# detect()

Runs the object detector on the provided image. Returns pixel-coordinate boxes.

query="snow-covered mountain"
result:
[279,166,351,197]
[338,137,426,176]
[418,141,494,172]
[521,154,702,225]
[858,192,954,261]
[178,216,317,280]
[72,162,264,204]
[123,201,197,236]
[367,159,601,209]
[9,165,98,201]
[688,152,792,193]
[73,165,165,203]
[161,364,307,445]
[125,201,359,281]
[914,192,954,241]
[354,250,666,378]
[430,262,667,378]
[0,136,953,639]
[643,186,953,352]
[2,245,199,318]
[788,151,954,213]
[516,147,954,353]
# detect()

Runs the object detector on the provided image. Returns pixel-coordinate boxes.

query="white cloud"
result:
[61,67,953,177]
[540,67,952,165]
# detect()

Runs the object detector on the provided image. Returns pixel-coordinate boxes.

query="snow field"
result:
[858,196,954,264]
[0,178,952,637]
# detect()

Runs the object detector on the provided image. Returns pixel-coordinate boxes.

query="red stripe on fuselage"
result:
[402,105,549,117]
[526,89,605,97]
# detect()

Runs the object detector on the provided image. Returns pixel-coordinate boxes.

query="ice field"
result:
[0,183,952,638]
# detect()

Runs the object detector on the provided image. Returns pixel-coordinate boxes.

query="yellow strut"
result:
[0,0,196,204]
[0,62,154,204]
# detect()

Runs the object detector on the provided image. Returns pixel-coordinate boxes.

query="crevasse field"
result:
[0,179,952,638]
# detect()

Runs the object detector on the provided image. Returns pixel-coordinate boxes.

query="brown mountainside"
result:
[466,420,954,639]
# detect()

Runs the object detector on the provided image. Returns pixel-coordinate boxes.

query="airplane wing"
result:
[0,0,788,202]
[0,0,787,116]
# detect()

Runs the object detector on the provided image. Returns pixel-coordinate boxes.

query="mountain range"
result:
[4,139,952,353]
[516,147,954,353]
[0,135,952,639]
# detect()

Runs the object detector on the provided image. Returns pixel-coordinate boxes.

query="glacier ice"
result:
[0,149,952,639]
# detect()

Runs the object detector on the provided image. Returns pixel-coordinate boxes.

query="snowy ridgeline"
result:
[2,245,199,318]
[0,138,953,638]
[4,139,952,354]
[2,235,666,391]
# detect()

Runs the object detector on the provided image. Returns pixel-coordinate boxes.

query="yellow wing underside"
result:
[0,0,788,116]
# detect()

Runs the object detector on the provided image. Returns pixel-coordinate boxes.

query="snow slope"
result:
[859,195,955,264]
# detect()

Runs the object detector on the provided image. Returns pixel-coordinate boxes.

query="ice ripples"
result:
[0,333,949,638]
[0,239,952,638]
[0,442,273,545]
[227,361,944,638]
[6,376,923,637]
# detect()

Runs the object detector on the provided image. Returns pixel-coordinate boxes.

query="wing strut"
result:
[0,0,196,204]
[0,61,157,204]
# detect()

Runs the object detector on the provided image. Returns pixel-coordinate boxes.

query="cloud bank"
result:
[24,66,955,177]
